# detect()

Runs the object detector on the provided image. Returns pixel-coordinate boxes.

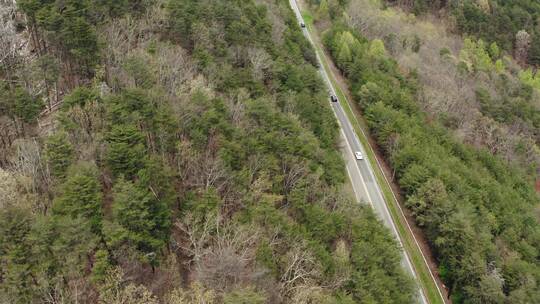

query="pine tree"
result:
[337,41,352,64]
[0,207,35,303]
[9,87,43,124]
[105,124,146,178]
[62,86,99,109]
[368,39,387,58]
[91,249,112,284]
[110,178,171,259]
[30,215,97,292]
[137,157,176,207]
[52,163,103,233]
[45,132,75,179]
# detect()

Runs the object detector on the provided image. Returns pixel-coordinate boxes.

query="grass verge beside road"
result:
[301,10,445,304]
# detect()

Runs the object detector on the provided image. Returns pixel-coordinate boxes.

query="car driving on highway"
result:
[330,95,338,102]
[355,151,363,160]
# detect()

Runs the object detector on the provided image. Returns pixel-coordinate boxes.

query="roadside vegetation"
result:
[0,0,417,303]
[306,0,540,302]
[334,0,540,176]
[300,13,445,304]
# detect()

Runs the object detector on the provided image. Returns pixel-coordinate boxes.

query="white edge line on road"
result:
[309,10,446,302]
[325,33,445,301]
[288,0,445,303]
[342,149,362,204]
[339,127,374,209]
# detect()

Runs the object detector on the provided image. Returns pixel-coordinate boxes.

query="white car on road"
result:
[355,151,363,160]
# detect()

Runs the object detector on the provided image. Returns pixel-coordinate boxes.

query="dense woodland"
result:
[386,0,540,66]
[309,0,540,303]
[0,0,417,303]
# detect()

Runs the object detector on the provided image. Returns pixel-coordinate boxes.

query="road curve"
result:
[288,1,429,303]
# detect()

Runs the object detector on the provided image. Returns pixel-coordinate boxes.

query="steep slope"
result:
[0,0,417,303]
[387,0,540,66]
[305,0,540,302]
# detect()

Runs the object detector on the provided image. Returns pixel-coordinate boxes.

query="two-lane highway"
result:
[288,0,429,303]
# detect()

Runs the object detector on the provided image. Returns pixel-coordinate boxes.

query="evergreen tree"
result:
[62,86,100,109]
[324,25,540,302]
[368,39,387,58]
[45,132,75,179]
[30,215,97,292]
[105,124,146,178]
[0,207,35,303]
[91,249,112,284]
[4,86,44,124]
[337,41,352,63]
[137,157,176,207]
[110,178,171,259]
[52,163,103,233]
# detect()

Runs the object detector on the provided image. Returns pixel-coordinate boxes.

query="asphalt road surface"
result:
[288,1,429,303]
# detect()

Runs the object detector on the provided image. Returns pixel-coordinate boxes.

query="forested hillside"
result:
[387,0,540,66]
[0,0,416,303]
[307,0,540,302]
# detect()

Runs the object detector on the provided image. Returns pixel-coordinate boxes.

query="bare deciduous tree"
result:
[98,268,159,304]
[195,224,262,292]
[515,30,531,64]
[0,168,17,208]
[281,159,309,195]
[174,212,218,265]
[156,45,196,97]
[0,0,26,81]
[344,0,540,168]
[166,282,216,304]
[280,241,322,299]
[64,100,104,144]
[247,48,272,81]
[289,286,334,304]
[101,3,169,89]
[175,137,232,195]
[11,138,51,212]
[200,152,228,191]
[38,277,96,304]
[345,1,379,34]
[226,88,248,128]
[174,212,263,292]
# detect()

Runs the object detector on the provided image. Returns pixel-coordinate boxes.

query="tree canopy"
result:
[324,24,540,303]
[0,0,417,302]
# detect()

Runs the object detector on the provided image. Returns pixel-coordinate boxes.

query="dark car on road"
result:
[330,95,338,102]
